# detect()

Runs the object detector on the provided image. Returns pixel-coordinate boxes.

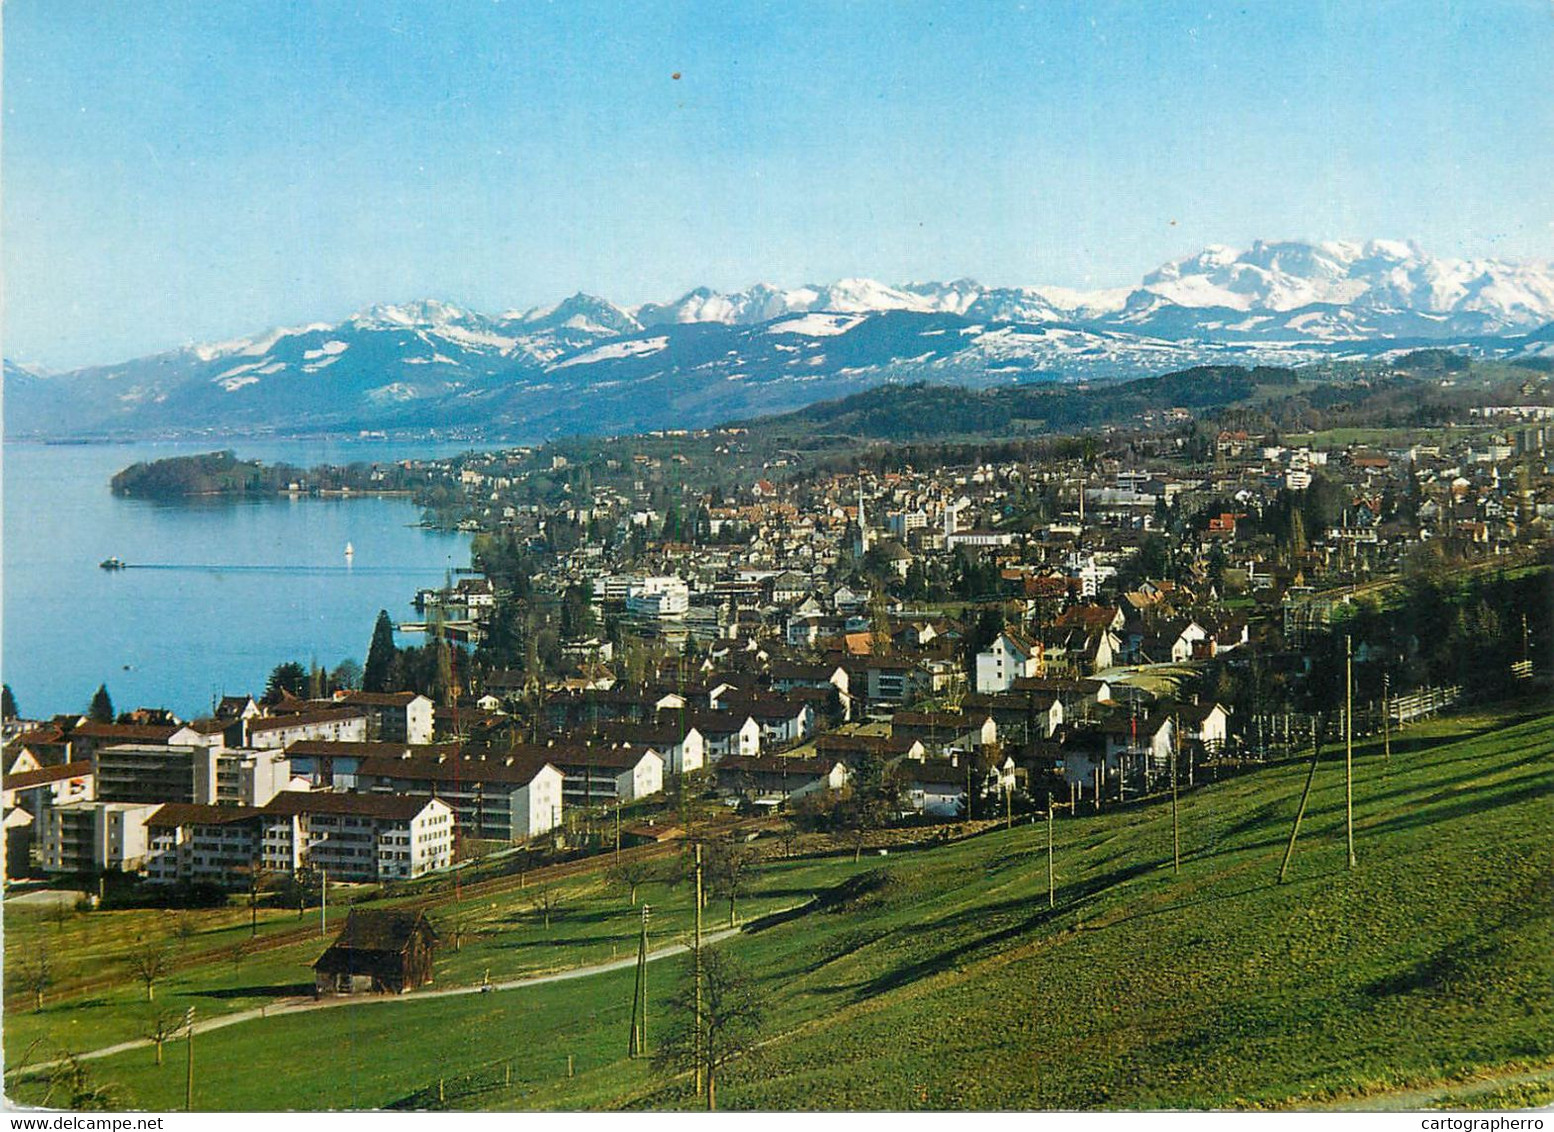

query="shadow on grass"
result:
[497,906,625,928]
[829,857,1164,999]
[193,982,313,999]
[741,900,818,934]
[1363,778,1549,838]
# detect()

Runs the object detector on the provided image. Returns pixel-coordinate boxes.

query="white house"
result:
[901,762,968,818]
[714,756,849,803]
[550,746,664,805]
[1173,702,1231,751]
[340,692,435,746]
[976,628,1042,693]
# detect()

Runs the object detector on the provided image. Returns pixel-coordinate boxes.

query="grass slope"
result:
[7,699,1551,1110]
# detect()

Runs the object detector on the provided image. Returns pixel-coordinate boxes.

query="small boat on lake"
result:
[100,557,127,571]
[345,542,355,561]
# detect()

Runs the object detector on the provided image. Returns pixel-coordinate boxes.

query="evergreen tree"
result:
[89,684,114,723]
[1,684,17,720]
[1206,541,1228,594]
[264,662,309,704]
[362,610,398,693]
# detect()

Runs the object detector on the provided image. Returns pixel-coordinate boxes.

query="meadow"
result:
[5,695,1551,1110]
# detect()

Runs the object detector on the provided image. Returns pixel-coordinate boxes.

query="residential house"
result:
[354,754,564,842]
[340,692,435,745]
[545,746,664,805]
[714,756,850,804]
[975,628,1042,693]
[144,803,263,887]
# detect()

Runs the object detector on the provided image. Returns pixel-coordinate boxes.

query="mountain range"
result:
[6,239,1553,440]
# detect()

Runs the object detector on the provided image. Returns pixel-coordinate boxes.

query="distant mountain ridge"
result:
[6,239,1552,440]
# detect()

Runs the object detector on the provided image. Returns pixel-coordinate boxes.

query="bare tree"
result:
[144,1011,180,1066]
[530,884,563,931]
[47,899,73,936]
[777,824,800,860]
[225,940,250,983]
[706,839,759,928]
[128,942,171,1002]
[41,1053,118,1111]
[441,905,470,952]
[173,913,198,949]
[18,954,52,1012]
[654,949,764,1111]
[607,857,656,906]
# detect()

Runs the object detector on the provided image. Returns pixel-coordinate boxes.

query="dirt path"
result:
[1309,1063,1554,1111]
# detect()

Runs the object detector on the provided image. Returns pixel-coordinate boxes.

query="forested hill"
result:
[746,365,1300,441]
[108,450,428,499]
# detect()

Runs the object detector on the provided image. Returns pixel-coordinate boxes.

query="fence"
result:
[387,1057,517,1110]
[1242,681,1464,758]
[1389,684,1463,724]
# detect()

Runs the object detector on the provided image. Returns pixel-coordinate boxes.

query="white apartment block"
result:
[258,792,454,882]
[38,801,161,874]
[247,709,367,750]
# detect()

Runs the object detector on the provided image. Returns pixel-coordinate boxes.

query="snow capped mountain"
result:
[628,241,1554,340]
[6,239,1552,440]
[505,293,642,337]
[1130,239,1554,333]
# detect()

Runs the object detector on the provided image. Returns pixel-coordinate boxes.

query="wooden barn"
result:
[314,909,438,995]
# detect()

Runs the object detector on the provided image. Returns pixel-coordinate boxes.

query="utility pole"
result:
[1345,635,1356,870]
[1046,796,1055,909]
[693,842,704,1098]
[1170,715,1180,874]
[320,867,327,938]
[184,1007,196,1111]
[1382,671,1391,761]
[1279,723,1322,883]
[628,904,650,1058]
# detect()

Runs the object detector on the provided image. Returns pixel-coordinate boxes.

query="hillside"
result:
[740,355,1554,444]
[17,698,1551,1111]
[744,365,1298,441]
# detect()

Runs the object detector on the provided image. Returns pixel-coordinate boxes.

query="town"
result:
[6,359,1552,890]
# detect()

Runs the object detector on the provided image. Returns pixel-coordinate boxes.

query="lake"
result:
[2,438,476,721]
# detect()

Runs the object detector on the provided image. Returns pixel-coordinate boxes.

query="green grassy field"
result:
[6,696,1552,1110]
[1282,426,1492,450]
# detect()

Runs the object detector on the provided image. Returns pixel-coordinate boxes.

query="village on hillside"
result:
[5,389,1550,957]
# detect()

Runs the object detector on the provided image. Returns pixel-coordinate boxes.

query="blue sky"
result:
[5,1,1553,368]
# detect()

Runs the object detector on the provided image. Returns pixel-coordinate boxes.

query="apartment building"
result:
[258,792,454,882]
[353,754,564,842]
[37,800,161,874]
[92,743,220,806]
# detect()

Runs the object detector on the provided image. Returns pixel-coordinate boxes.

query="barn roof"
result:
[316,909,436,962]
